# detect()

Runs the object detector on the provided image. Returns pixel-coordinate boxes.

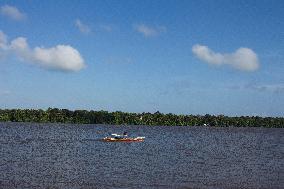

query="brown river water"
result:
[0,122,283,188]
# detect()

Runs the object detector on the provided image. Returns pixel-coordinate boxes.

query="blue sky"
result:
[0,0,283,116]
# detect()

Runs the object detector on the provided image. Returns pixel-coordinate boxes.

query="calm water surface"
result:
[0,122,283,189]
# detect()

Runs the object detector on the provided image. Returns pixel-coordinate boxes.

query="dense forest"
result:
[0,108,283,128]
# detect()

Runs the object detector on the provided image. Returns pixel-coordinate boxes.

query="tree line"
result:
[0,108,283,128]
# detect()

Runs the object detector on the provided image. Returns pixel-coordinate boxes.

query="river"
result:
[0,122,283,188]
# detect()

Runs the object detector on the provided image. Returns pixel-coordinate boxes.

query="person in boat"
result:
[113,132,128,139]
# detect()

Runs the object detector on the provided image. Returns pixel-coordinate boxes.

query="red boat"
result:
[102,134,145,142]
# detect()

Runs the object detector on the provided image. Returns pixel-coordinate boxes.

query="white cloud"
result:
[75,19,91,34]
[32,45,85,71]
[0,5,26,21]
[10,37,28,51]
[192,44,259,72]
[0,31,85,72]
[134,24,166,37]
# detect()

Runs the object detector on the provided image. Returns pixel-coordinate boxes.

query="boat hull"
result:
[102,137,144,142]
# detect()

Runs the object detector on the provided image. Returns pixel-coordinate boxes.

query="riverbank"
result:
[0,108,283,128]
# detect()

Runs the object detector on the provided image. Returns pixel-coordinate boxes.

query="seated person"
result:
[113,132,128,139]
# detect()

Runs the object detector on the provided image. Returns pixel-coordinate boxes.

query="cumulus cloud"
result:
[192,44,259,72]
[0,31,85,72]
[32,45,85,71]
[75,19,91,34]
[10,37,28,51]
[134,24,166,37]
[0,5,26,21]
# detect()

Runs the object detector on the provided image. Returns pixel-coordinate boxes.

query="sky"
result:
[0,0,283,117]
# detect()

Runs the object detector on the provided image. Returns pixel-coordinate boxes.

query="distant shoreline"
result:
[0,108,283,128]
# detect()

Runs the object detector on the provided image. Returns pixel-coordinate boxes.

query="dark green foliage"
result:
[0,108,283,127]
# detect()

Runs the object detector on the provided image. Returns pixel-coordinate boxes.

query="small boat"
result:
[102,133,145,142]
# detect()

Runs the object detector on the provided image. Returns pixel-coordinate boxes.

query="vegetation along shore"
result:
[0,108,283,128]
[0,108,284,128]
